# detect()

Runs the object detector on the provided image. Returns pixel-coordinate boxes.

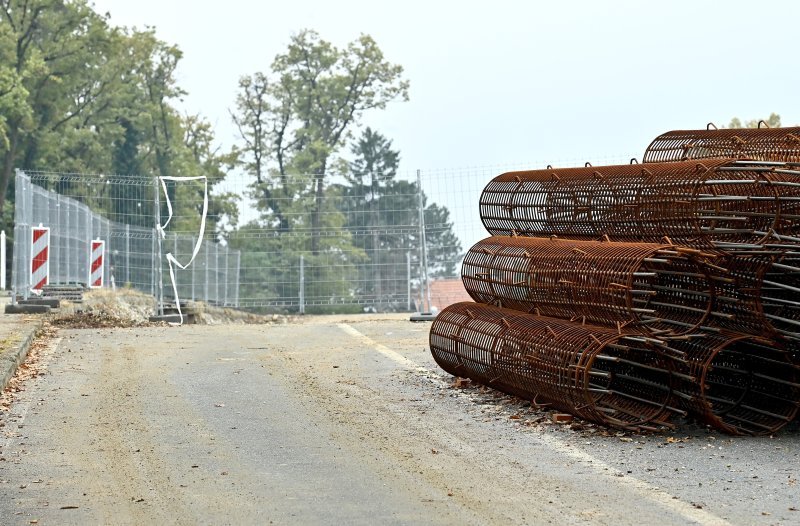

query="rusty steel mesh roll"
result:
[462,236,717,335]
[707,252,800,342]
[430,302,683,432]
[479,159,800,245]
[643,127,800,163]
[667,333,800,435]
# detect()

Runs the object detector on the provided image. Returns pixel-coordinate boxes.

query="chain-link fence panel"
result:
[12,170,240,310]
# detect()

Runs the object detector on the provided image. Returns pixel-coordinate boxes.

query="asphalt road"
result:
[0,315,798,525]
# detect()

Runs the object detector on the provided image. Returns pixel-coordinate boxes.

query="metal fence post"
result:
[1,230,5,290]
[173,232,178,300]
[234,250,240,307]
[204,242,210,302]
[191,236,196,301]
[416,169,431,313]
[14,170,31,301]
[125,224,130,285]
[406,251,411,312]
[65,199,72,283]
[150,230,155,296]
[299,254,305,314]
[224,246,229,306]
[53,194,60,283]
[154,177,163,315]
[105,219,111,288]
[84,202,91,287]
[215,242,220,305]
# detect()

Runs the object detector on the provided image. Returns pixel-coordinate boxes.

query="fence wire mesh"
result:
[13,170,240,308]
[12,156,630,315]
[223,170,461,313]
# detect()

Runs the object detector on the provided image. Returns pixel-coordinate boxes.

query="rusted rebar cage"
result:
[710,253,800,342]
[462,236,717,335]
[668,333,800,435]
[643,127,800,163]
[479,159,800,245]
[430,302,683,432]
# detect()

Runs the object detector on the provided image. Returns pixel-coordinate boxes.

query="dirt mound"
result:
[50,311,161,329]
[54,288,293,328]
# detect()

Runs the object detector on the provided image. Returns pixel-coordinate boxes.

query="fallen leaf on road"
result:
[450,378,471,389]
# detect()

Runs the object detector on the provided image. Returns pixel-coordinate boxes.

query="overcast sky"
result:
[90,0,800,175]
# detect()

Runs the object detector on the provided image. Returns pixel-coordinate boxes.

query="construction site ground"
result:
[0,299,797,525]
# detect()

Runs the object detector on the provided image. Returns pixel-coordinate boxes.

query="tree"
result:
[168,113,240,238]
[346,127,399,301]
[331,128,463,310]
[347,127,399,193]
[232,29,409,253]
[0,0,239,291]
[229,30,409,312]
[0,0,114,221]
[728,113,781,129]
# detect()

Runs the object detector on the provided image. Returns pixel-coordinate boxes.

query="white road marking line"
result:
[337,323,731,526]
[337,323,447,386]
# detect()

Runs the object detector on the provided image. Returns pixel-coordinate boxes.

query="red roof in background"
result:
[426,279,473,311]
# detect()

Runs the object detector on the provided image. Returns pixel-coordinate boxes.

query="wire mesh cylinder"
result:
[643,127,800,163]
[479,159,800,245]
[429,302,682,432]
[462,236,716,335]
[668,333,800,435]
[704,252,800,342]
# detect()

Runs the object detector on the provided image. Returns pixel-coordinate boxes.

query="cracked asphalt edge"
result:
[0,319,44,391]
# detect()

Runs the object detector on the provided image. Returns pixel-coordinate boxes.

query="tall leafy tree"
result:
[0,0,237,287]
[232,29,409,253]
[231,30,408,311]
[0,0,115,220]
[173,113,240,237]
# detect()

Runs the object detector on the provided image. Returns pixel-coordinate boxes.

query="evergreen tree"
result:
[332,128,462,310]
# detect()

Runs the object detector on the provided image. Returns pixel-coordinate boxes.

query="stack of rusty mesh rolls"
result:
[430,124,800,435]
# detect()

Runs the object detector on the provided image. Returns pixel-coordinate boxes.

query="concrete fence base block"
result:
[18,298,61,308]
[5,304,52,314]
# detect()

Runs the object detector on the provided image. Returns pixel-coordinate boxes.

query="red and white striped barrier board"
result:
[30,226,50,292]
[90,239,105,288]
